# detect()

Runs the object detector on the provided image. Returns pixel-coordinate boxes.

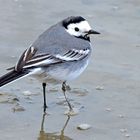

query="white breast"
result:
[30,60,89,83]
[47,60,89,81]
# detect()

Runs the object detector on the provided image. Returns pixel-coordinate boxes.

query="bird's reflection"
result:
[38,114,73,140]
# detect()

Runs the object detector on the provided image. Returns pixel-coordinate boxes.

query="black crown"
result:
[62,16,85,29]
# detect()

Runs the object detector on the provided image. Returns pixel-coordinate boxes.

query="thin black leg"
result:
[62,82,73,111]
[42,83,47,112]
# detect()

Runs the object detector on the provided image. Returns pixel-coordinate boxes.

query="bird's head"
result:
[62,16,100,41]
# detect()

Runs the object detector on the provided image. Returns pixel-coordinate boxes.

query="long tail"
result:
[0,70,29,87]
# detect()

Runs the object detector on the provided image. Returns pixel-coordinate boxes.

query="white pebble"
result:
[125,134,130,138]
[95,86,104,90]
[105,108,112,112]
[23,91,39,96]
[23,91,32,96]
[77,124,91,130]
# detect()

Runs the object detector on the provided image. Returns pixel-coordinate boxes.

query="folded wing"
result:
[11,46,90,70]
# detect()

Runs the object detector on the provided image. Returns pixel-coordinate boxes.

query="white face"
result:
[65,20,92,37]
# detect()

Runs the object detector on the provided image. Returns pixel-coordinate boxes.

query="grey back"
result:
[31,22,92,56]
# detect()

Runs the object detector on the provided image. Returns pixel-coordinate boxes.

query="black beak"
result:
[88,29,100,34]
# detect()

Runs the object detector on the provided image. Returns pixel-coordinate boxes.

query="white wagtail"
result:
[0,16,100,112]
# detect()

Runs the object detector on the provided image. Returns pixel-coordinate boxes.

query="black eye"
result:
[74,27,79,32]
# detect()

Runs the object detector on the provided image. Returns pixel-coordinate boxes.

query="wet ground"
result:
[0,0,140,140]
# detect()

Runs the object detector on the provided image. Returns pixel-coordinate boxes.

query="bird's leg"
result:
[62,82,73,111]
[42,83,47,112]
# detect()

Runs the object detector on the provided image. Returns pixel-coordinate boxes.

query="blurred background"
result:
[0,0,140,140]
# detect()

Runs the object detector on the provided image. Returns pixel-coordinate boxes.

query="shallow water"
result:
[0,0,140,140]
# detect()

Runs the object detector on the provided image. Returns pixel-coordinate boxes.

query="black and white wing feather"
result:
[10,46,90,70]
[55,48,90,61]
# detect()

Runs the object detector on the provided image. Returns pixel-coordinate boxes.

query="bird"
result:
[0,16,100,112]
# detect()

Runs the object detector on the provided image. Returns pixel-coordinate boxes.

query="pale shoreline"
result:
[0,0,140,140]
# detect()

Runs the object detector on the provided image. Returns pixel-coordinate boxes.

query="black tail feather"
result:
[0,70,28,87]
